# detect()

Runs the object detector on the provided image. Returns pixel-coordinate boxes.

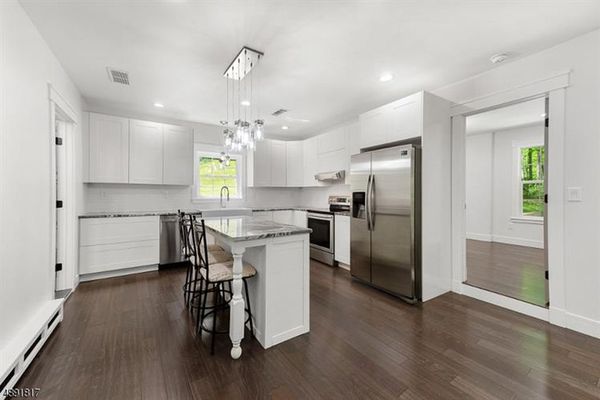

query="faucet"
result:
[220,186,230,208]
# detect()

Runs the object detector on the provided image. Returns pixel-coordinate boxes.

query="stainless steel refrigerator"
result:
[350,144,421,303]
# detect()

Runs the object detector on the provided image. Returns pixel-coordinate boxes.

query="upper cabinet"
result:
[89,113,130,183]
[359,91,423,149]
[286,141,304,187]
[85,112,193,185]
[163,124,193,185]
[271,140,287,186]
[129,119,164,184]
[302,137,319,187]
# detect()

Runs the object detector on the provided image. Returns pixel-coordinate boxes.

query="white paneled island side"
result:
[203,216,312,359]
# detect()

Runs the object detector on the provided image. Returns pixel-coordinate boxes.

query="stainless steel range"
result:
[307,196,350,266]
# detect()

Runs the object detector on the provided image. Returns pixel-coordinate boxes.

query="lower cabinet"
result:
[79,216,159,277]
[334,215,350,265]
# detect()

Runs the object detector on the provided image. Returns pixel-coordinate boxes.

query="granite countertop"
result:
[79,206,350,219]
[203,216,312,242]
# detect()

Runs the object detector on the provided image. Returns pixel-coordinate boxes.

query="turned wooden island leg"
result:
[229,246,246,359]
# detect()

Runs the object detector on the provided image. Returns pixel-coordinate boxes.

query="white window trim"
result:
[192,144,244,202]
[512,141,544,220]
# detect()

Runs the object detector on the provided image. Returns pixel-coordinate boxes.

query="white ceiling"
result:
[466,97,546,135]
[20,0,600,139]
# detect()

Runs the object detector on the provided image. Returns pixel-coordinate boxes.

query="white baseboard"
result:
[0,300,63,400]
[492,234,544,249]
[336,262,350,271]
[466,232,492,242]
[79,264,158,282]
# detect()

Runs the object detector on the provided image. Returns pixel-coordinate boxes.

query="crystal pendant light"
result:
[221,47,264,160]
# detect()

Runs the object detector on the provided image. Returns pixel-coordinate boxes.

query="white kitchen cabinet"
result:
[249,140,272,187]
[334,215,350,265]
[88,113,130,183]
[271,140,287,187]
[359,91,423,149]
[303,137,319,187]
[129,119,164,184]
[273,210,294,225]
[286,141,304,186]
[79,216,159,277]
[293,210,307,228]
[163,124,193,185]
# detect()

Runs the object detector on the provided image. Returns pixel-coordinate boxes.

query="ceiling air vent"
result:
[107,67,130,85]
[272,108,288,117]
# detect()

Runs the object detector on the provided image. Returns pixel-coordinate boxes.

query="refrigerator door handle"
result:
[369,174,376,230]
[366,174,372,231]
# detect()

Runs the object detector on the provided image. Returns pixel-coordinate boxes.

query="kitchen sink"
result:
[200,208,253,218]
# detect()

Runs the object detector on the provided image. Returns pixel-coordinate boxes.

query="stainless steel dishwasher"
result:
[160,213,200,265]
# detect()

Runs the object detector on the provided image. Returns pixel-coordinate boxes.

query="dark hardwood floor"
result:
[16,261,600,400]
[466,239,547,307]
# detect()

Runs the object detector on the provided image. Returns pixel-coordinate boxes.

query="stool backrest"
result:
[177,211,194,260]
[190,216,210,273]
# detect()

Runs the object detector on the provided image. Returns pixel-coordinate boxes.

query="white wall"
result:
[466,123,545,248]
[435,29,600,336]
[465,133,493,240]
[0,1,83,348]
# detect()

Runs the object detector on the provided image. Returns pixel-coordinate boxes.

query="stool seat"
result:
[200,260,257,282]
[190,249,233,266]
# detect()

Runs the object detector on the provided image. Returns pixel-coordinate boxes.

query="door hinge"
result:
[545,270,549,280]
[56,200,63,208]
[55,263,63,272]
[545,118,549,128]
[55,137,63,146]
[544,194,548,204]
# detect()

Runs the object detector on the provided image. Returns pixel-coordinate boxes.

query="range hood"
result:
[314,170,345,182]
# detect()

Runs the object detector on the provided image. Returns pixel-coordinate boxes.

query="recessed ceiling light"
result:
[240,100,251,107]
[281,126,289,130]
[489,53,509,64]
[154,102,164,108]
[379,73,393,82]
[540,113,547,118]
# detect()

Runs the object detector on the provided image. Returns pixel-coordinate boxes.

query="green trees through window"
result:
[197,156,239,198]
[520,146,544,217]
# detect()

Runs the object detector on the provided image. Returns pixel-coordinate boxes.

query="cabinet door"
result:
[271,140,287,186]
[388,95,421,142]
[359,107,389,149]
[334,215,350,265]
[318,127,346,154]
[303,137,319,186]
[163,124,193,185]
[89,113,130,183]
[273,210,294,225]
[286,141,304,187]
[293,210,307,228]
[253,140,272,187]
[129,119,164,184]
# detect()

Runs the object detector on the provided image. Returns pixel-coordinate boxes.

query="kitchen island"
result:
[203,216,311,359]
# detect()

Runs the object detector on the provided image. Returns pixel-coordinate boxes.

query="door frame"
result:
[450,71,568,324]
[49,84,78,292]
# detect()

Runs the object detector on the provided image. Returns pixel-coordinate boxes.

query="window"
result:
[519,145,545,217]
[193,151,243,200]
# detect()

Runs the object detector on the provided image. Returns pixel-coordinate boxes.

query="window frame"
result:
[515,143,545,220]
[192,145,244,202]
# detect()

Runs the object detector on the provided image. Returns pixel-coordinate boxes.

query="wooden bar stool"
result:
[191,218,256,355]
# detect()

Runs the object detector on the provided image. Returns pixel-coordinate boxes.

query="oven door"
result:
[307,213,334,253]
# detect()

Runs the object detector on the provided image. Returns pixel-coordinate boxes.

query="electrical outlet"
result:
[567,187,583,202]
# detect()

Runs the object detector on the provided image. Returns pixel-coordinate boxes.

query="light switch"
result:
[567,187,583,202]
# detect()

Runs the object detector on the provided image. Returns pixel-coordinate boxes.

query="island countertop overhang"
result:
[203,216,312,242]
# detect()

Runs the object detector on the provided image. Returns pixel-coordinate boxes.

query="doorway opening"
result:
[463,97,548,307]
[50,94,77,298]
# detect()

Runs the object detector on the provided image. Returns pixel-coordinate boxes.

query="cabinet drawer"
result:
[79,240,159,275]
[80,216,159,246]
